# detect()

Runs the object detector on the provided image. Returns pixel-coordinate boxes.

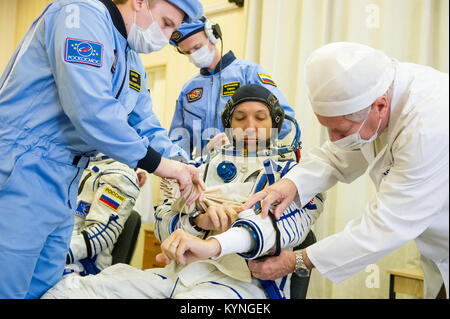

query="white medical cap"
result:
[304,42,396,117]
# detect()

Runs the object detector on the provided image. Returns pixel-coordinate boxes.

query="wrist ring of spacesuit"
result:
[189,210,206,232]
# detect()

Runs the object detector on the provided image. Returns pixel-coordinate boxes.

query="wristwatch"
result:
[188,211,205,232]
[294,249,310,277]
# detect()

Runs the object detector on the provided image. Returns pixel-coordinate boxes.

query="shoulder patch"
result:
[186,88,203,102]
[129,69,141,92]
[222,81,241,96]
[65,38,103,67]
[258,73,277,87]
[98,186,125,211]
[75,200,91,219]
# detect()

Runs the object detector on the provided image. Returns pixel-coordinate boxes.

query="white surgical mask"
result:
[189,44,215,69]
[128,10,168,54]
[333,116,381,151]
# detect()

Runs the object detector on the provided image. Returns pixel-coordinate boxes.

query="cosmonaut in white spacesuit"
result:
[42,84,324,299]
[64,155,142,276]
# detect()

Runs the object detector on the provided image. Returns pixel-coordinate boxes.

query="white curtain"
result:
[242,0,449,298]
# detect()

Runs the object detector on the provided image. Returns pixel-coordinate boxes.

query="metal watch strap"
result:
[295,249,310,277]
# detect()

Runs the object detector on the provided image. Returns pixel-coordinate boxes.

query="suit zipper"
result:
[211,75,216,128]
[115,44,129,99]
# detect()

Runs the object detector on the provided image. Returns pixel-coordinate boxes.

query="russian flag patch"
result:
[98,186,125,211]
[258,72,277,87]
[65,37,103,67]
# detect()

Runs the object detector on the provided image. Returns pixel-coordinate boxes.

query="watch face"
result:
[296,268,310,278]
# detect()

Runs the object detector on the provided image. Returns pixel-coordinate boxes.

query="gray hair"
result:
[345,82,394,123]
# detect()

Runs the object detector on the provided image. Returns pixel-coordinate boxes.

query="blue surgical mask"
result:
[333,116,381,151]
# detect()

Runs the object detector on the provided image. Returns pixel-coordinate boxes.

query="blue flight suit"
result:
[0,0,182,298]
[168,51,295,159]
[126,50,189,161]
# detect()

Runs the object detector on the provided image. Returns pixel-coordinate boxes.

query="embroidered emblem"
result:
[75,201,91,218]
[98,186,125,211]
[221,82,241,96]
[258,73,277,87]
[171,31,183,43]
[65,38,103,67]
[186,88,203,102]
[129,69,141,92]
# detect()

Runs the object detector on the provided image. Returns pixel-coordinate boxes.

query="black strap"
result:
[81,230,92,258]
[78,172,92,196]
[267,211,281,257]
[72,155,82,166]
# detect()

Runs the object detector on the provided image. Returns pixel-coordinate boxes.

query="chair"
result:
[290,231,317,299]
[111,210,142,265]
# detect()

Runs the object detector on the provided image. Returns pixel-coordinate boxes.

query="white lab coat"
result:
[284,62,449,298]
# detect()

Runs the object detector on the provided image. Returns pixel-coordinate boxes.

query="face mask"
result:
[332,116,381,151]
[128,10,168,54]
[188,44,215,69]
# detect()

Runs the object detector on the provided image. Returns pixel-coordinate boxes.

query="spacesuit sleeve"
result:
[46,4,160,171]
[153,199,206,243]
[128,73,189,162]
[211,193,325,259]
[248,64,295,139]
[67,166,141,263]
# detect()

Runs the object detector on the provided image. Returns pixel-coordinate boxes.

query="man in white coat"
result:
[244,42,449,299]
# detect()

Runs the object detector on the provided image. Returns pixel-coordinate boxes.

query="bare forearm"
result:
[303,249,315,270]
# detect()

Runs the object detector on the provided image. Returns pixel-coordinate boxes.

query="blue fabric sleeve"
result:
[47,3,150,168]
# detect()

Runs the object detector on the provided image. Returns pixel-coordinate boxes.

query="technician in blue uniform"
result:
[0,0,203,298]
[169,17,295,159]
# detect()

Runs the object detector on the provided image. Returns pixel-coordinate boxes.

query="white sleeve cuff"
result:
[209,227,254,259]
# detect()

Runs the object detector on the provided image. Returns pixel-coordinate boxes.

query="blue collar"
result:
[99,0,127,40]
[200,51,236,76]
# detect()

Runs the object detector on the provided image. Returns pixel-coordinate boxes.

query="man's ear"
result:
[375,96,389,117]
[131,0,145,12]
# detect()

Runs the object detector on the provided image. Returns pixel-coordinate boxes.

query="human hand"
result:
[156,229,221,266]
[153,158,206,205]
[137,171,147,188]
[195,204,242,232]
[204,133,230,152]
[242,179,298,219]
[247,250,296,281]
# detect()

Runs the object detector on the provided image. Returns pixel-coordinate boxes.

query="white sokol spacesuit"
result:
[43,143,323,299]
[64,155,141,276]
[42,84,324,299]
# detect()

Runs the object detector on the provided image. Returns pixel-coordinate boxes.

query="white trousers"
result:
[42,263,267,299]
